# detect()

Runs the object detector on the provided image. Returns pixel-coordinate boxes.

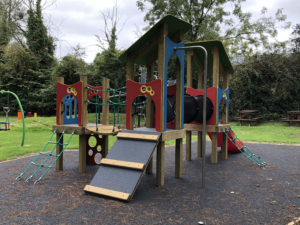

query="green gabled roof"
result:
[185,40,234,75]
[118,15,192,65]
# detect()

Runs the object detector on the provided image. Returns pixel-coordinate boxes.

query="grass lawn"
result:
[0,114,299,162]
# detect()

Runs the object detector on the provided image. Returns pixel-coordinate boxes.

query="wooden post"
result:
[146,63,154,128]
[127,52,135,130]
[212,46,220,88]
[56,77,64,170]
[222,132,228,160]
[79,134,86,173]
[186,131,192,161]
[56,133,63,170]
[197,131,202,157]
[102,78,110,126]
[211,132,218,164]
[175,138,182,178]
[156,141,165,186]
[102,135,109,158]
[57,77,65,125]
[146,157,153,174]
[80,76,88,127]
[187,49,193,88]
[158,23,168,131]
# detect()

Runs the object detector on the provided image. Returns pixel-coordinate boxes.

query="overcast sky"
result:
[45,0,300,63]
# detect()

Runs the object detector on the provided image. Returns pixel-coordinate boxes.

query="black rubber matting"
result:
[86,130,161,198]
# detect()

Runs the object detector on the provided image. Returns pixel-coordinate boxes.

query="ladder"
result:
[16,128,76,184]
[221,127,268,168]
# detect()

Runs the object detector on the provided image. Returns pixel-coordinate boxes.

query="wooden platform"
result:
[184,124,231,133]
[52,124,121,135]
[84,130,161,201]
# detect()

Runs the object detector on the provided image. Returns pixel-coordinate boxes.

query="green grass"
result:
[0,115,299,162]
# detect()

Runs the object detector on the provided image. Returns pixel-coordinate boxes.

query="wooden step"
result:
[117,132,160,141]
[84,185,130,201]
[101,158,145,170]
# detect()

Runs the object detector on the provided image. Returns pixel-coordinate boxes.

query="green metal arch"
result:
[0,90,25,146]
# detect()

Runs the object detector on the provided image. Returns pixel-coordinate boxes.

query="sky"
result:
[45,0,300,63]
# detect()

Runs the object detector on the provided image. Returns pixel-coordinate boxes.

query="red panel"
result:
[56,81,83,126]
[187,87,217,126]
[126,79,162,132]
[87,85,103,101]
[207,131,244,153]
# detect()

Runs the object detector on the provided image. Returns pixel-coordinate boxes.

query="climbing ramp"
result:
[84,130,161,201]
[16,128,76,184]
[221,127,268,168]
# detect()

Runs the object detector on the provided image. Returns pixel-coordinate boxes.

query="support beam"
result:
[79,134,87,173]
[80,76,88,127]
[192,53,204,77]
[175,58,182,129]
[186,131,192,161]
[212,46,220,87]
[211,132,218,164]
[127,52,135,130]
[222,68,229,124]
[197,131,202,157]
[146,63,154,128]
[158,23,168,131]
[102,78,110,126]
[175,138,183,178]
[57,77,64,125]
[146,156,153,174]
[102,135,109,158]
[222,132,228,160]
[56,133,63,170]
[156,141,165,186]
[186,49,193,88]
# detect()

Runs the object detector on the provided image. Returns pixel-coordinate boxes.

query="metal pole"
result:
[174,46,208,188]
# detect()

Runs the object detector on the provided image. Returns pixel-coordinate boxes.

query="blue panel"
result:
[217,87,229,125]
[164,36,185,131]
[63,94,78,124]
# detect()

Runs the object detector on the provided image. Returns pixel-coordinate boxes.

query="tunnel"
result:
[166,94,214,124]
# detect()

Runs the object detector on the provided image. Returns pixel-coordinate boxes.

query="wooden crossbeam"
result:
[101,158,145,170]
[84,185,130,201]
[117,133,160,141]
[132,32,159,63]
[192,52,204,77]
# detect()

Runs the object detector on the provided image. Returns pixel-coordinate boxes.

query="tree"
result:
[290,24,300,53]
[136,0,291,56]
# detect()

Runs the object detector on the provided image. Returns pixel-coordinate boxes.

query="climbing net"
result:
[85,86,146,132]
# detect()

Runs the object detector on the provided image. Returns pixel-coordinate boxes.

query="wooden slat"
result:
[161,129,185,141]
[84,185,130,201]
[85,126,121,135]
[184,124,231,133]
[101,158,145,170]
[117,132,160,141]
[52,125,85,135]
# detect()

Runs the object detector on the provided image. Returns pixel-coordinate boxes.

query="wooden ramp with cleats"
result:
[84,130,161,201]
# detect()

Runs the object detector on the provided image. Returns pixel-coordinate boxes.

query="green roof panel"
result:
[118,15,192,65]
